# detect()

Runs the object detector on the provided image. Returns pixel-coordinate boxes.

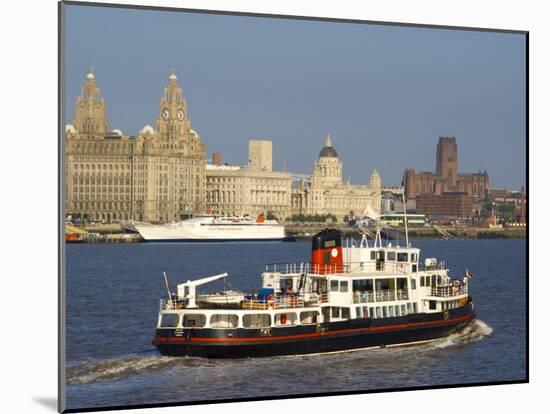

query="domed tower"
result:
[72,67,109,140]
[369,169,381,189]
[319,134,338,158]
[312,134,343,188]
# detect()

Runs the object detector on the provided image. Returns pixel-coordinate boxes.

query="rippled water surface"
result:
[65,239,526,410]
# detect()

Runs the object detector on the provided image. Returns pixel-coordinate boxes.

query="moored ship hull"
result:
[153,305,475,358]
[135,216,285,242]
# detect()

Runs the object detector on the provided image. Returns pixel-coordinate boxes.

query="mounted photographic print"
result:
[59,1,528,412]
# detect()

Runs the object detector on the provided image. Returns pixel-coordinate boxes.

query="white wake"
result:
[66,355,174,385]
[431,319,493,349]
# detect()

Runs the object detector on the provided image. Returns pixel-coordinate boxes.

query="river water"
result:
[64,239,526,410]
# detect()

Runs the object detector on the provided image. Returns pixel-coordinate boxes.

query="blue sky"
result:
[64,4,526,189]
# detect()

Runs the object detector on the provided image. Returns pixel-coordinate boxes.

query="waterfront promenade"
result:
[65,222,526,243]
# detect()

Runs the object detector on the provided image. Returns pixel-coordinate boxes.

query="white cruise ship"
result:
[134,214,285,242]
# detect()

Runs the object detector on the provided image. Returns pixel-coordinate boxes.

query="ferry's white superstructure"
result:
[153,228,475,358]
[135,215,285,242]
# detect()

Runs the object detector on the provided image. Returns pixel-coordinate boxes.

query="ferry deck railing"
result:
[264,261,413,275]
[430,283,467,298]
[242,292,330,310]
[353,289,409,304]
[160,292,330,311]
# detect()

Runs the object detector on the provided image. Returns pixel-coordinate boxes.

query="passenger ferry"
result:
[134,214,285,242]
[152,228,475,358]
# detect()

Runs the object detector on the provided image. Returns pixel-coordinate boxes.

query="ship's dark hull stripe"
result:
[154,312,475,344]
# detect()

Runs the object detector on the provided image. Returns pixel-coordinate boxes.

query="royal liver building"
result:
[65,70,206,223]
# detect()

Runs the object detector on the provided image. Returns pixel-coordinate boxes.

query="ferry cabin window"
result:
[300,311,319,324]
[331,307,340,318]
[160,313,179,328]
[353,279,373,292]
[382,307,388,318]
[420,277,425,287]
[413,303,418,313]
[243,314,271,328]
[322,307,331,322]
[411,279,417,289]
[362,306,369,317]
[397,278,407,290]
[341,307,350,319]
[397,252,408,262]
[426,276,431,286]
[388,306,395,317]
[340,281,348,293]
[411,253,418,262]
[355,306,361,318]
[387,251,396,261]
[401,304,407,315]
[330,281,339,292]
[182,314,206,328]
[370,251,376,260]
[375,307,382,318]
[284,279,293,292]
[275,312,298,326]
[210,314,239,329]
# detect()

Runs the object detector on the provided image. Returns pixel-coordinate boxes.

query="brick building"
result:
[416,192,474,219]
[404,137,488,200]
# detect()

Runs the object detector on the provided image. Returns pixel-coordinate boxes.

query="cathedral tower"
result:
[436,136,458,192]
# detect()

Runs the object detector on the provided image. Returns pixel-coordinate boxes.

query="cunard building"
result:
[65,70,206,223]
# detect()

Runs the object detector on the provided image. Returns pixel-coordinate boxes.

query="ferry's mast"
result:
[402,187,409,247]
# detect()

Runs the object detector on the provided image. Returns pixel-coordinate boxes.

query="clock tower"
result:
[156,72,190,140]
[72,68,109,140]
